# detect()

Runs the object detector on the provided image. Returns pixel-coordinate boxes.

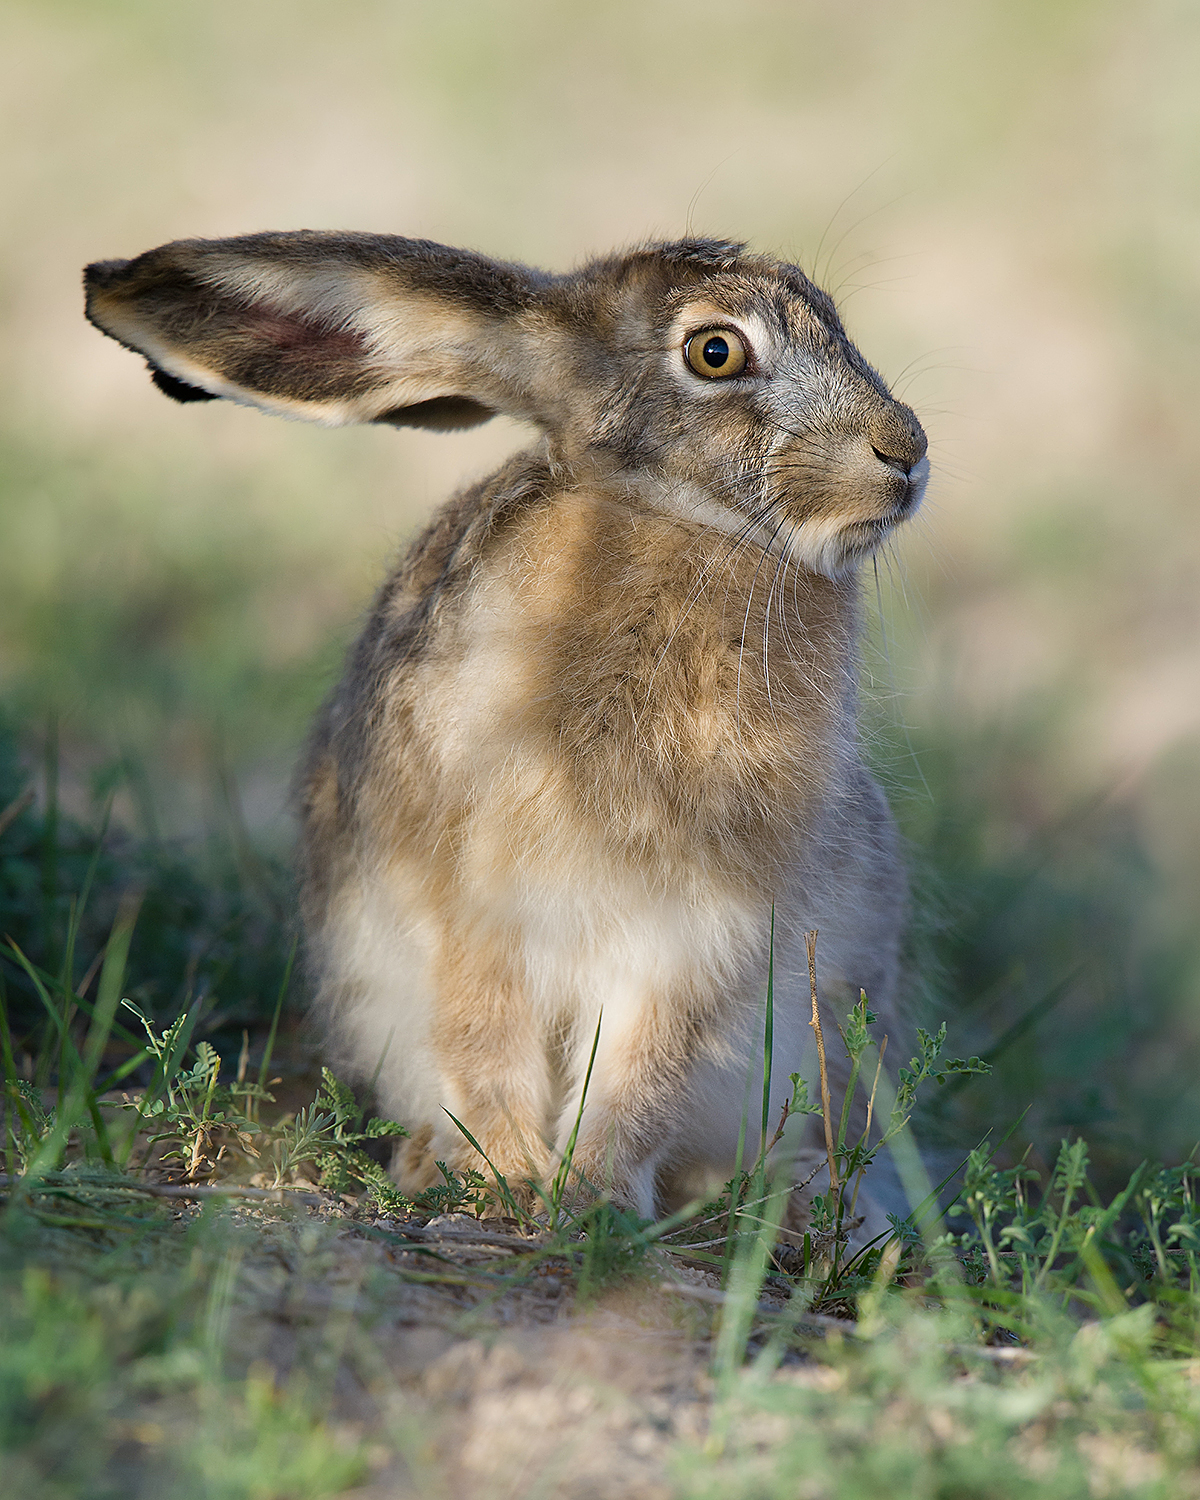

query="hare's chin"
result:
[781,513,908,578]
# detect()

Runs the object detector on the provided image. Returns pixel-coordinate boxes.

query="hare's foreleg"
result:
[424,945,556,1206]
[555,993,718,1220]
[310,878,552,1206]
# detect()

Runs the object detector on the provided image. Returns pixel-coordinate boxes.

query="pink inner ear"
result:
[244,305,368,363]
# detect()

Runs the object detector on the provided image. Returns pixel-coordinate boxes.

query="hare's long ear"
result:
[84,232,551,431]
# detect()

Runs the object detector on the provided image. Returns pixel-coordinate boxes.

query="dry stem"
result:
[805,929,839,1212]
[0,787,34,841]
[766,1097,791,1156]
[849,1035,887,1221]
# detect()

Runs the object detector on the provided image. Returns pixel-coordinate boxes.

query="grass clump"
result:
[676,1304,1189,1499]
[0,715,294,1058]
[0,1214,371,1500]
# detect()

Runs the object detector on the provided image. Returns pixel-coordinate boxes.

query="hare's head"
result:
[85,232,926,575]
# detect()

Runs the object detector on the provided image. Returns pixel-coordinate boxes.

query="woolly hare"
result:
[85,232,927,1219]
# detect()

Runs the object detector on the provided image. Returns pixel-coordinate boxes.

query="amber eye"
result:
[683,327,748,379]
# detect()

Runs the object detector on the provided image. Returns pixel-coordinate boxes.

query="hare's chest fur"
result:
[309,485,875,1155]
[399,487,857,880]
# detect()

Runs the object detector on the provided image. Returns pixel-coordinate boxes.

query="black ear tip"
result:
[84,258,131,290]
[149,365,217,404]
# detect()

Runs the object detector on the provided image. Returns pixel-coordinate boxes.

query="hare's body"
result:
[85,233,926,1216]
[298,454,902,1209]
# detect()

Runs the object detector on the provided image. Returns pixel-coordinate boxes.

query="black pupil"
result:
[702,335,730,368]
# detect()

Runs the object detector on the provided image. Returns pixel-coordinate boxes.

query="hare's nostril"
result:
[871,444,914,477]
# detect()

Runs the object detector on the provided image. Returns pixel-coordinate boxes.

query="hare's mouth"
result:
[776,452,928,575]
[891,454,930,517]
[869,452,928,524]
[864,458,929,537]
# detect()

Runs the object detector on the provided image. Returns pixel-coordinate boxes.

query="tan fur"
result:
[84,233,927,1218]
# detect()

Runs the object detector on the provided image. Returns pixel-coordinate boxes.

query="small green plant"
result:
[275,1067,409,1211]
[938,1140,1200,1347]
[0,1075,52,1175]
[574,1197,659,1299]
[120,1008,268,1179]
[3,914,415,1221]
[409,1158,493,1217]
[689,933,991,1319]
[959,1141,1041,1285]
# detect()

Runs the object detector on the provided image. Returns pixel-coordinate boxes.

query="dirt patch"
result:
[207,1204,802,1499]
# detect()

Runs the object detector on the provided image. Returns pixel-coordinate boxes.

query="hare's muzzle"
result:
[869,420,929,518]
[853,400,929,523]
[766,393,929,574]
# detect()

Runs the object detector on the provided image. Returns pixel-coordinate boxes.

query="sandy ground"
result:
[202,1202,808,1500]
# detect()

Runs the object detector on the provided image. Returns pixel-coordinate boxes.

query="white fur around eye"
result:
[666,306,775,391]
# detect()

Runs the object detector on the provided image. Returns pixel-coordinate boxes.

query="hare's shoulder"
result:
[303,450,550,772]
[372,449,552,661]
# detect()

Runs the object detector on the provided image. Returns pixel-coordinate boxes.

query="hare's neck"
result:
[505,485,862,874]
[610,468,790,553]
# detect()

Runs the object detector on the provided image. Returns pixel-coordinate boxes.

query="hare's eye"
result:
[684,328,748,380]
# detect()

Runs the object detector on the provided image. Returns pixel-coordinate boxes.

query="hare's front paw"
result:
[391,1122,549,1217]
[563,1140,659,1222]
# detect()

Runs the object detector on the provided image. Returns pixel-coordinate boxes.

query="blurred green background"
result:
[2,0,1198,1181]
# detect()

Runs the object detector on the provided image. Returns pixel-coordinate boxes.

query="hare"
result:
[84,232,927,1220]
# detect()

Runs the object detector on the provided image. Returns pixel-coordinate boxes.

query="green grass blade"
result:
[255,937,295,1106]
[0,978,23,1177]
[39,712,59,975]
[83,898,137,1079]
[760,905,775,1158]
[551,1010,602,1224]
[443,1109,522,1220]
[0,947,146,1051]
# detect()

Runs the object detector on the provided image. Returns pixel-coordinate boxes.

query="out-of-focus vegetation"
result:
[1,0,1198,1187]
[0,717,294,1054]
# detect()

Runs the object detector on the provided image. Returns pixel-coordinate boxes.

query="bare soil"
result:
[205,1200,806,1500]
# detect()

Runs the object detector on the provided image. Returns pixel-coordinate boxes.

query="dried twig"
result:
[0,1174,326,1207]
[766,1095,791,1156]
[660,1279,850,1331]
[659,1281,1039,1363]
[849,1034,887,1221]
[385,1222,550,1252]
[145,1180,329,1206]
[0,1175,558,1255]
[805,929,839,1210]
[74,946,107,1002]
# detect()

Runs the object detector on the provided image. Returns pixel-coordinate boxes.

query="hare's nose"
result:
[868,407,927,477]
